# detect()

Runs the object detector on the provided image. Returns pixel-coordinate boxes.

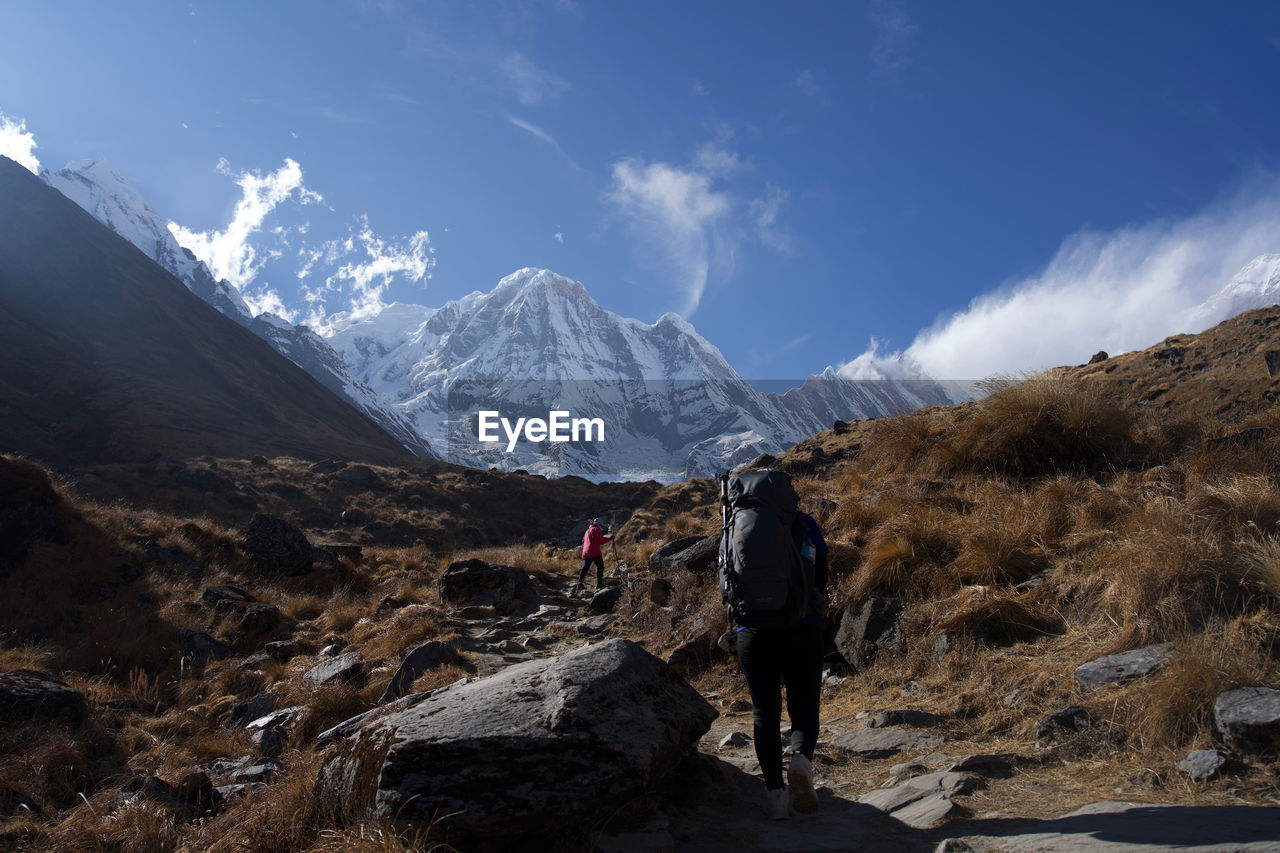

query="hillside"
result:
[0,157,412,467]
[2,306,1280,850]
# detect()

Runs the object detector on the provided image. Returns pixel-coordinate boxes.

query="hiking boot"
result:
[788,753,819,814]
[765,786,789,820]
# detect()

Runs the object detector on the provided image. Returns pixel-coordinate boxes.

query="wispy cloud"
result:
[168,158,323,317]
[869,0,917,75]
[840,176,1280,381]
[608,158,730,318]
[692,81,710,97]
[499,52,570,105]
[553,231,564,244]
[302,216,435,328]
[608,132,796,317]
[795,68,823,99]
[750,185,794,255]
[0,110,40,174]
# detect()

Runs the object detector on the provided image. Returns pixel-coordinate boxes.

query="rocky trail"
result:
[8,537,1277,852]
[306,562,1280,852]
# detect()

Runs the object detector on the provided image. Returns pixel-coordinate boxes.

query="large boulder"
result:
[1214,686,1280,755]
[647,536,704,570]
[834,596,904,671]
[437,559,538,615]
[380,641,462,702]
[1074,642,1174,689]
[0,670,86,726]
[304,652,364,689]
[241,513,315,575]
[650,534,719,574]
[316,638,717,844]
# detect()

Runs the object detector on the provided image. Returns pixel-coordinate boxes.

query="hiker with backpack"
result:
[577,517,611,591]
[717,469,828,820]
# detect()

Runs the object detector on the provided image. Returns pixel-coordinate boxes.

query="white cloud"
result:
[692,81,710,97]
[795,68,822,99]
[168,157,322,293]
[306,216,435,328]
[509,116,560,149]
[0,111,40,174]
[554,232,564,244]
[609,136,796,317]
[499,52,570,105]
[750,185,794,254]
[839,177,1280,381]
[608,158,731,318]
[694,140,748,178]
[869,0,917,75]
[244,284,297,322]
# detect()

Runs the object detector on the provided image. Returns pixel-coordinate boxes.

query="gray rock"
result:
[1176,749,1227,781]
[335,465,374,483]
[202,585,254,607]
[589,585,624,614]
[1214,686,1280,755]
[657,534,719,574]
[667,631,717,677]
[1034,706,1092,745]
[238,603,280,634]
[727,699,752,713]
[947,753,1014,779]
[648,536,704,569]
[381,641,463,702]
[176,629,232,662]
[235,653,271,671]
[891,761,930,779]
[858,771,981,828]
[246,706,304,733]
[574,614,616,635]
[109,773,219,821]
[0,670,86,726]
[835,596,904,671]
[867,709,942,729]
[303,652,363,689]
[263,639,299,661]
[831,727,945,759]
[437,559,538,615]
[251,727,285,759]
[241,513,315,575]
[1075,643,1174,689]
[227,757,284,786]
[316,638,717,843]
[228,692,276,728]
[719,731,751,748]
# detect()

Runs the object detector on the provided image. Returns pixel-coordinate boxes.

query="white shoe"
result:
[766,787,789,820]
[788,753,819,814]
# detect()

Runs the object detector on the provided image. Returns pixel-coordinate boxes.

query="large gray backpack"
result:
[717,469,812,629]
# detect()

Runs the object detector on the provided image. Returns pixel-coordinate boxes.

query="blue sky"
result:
[4,1,1280,381]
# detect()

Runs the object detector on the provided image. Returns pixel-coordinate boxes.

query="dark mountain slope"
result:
[0,156,410,466]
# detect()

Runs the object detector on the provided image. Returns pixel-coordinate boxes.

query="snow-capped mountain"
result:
[41,160,433,458]
[325,268,960,480]
[1188,254,1280,332]
[39,159,964,479]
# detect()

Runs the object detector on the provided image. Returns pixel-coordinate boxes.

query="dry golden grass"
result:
[11,328,1280,850]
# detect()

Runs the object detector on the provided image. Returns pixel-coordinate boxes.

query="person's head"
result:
[593,517,605,527]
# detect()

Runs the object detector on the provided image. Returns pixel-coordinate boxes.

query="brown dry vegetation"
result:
[5,309,1280,849]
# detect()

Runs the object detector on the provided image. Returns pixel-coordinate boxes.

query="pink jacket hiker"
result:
[581,523,610,559]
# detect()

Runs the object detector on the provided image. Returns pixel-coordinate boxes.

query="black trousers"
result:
[736,624,824,790]
[577,554,605,586]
